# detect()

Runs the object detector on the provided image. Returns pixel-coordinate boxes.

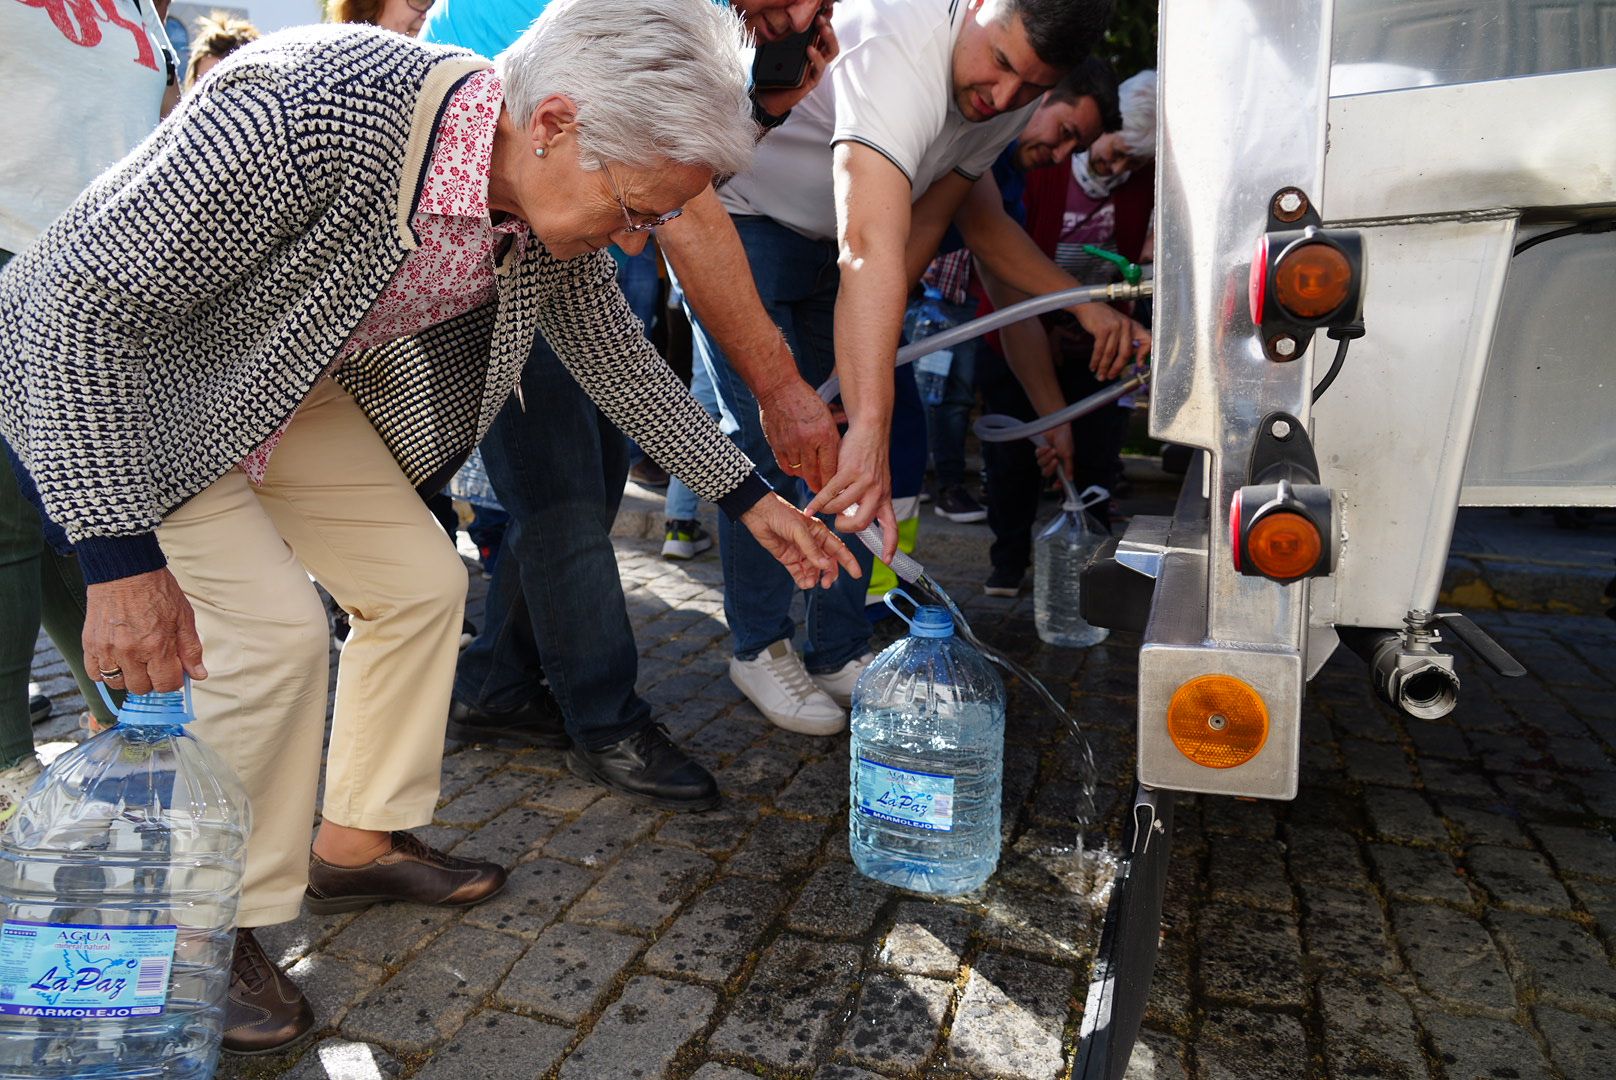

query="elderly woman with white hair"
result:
[0,0,856,1053]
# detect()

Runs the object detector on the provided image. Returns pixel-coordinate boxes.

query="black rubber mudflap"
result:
[1073,785,1175,1080]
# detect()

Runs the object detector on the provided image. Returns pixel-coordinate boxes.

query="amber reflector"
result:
[1247,511,1323,580]
[1273,242,1351,319]
[1167,675,1269,769]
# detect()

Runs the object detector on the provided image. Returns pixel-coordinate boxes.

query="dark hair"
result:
[1007,0,1116,71]
[1047,55,1122,131]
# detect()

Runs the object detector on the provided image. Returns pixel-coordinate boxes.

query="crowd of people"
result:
[0,0,1157,1057]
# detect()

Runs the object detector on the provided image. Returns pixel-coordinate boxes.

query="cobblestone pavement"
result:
[25,523,1616,1080]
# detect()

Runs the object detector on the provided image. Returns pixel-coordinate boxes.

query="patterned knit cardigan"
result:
[0,25,765,585]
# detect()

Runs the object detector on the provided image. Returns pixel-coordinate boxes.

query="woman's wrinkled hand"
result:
[754,11,840,120]
[741,493,862,590]
[84,568,206,696]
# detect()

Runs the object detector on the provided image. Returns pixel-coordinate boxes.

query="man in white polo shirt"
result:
[698,0,1140,734]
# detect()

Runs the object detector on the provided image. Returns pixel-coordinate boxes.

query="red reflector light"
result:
[1248,235,1269,325]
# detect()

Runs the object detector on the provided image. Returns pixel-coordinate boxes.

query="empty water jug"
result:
[1034,483,1110,648]
[0,682,250,1078]
[850,591,1006,896]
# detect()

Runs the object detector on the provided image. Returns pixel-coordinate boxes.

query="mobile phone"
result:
[752,28,816,90]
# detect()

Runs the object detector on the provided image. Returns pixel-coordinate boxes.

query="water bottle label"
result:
[915,350,953,376]
[855,757,955,831]
[0,920,176,1018]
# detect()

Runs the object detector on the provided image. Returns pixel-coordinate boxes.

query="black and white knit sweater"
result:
[0,25,766,585]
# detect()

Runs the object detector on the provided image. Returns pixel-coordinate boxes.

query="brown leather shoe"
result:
[303,830,508,914]
[223,928,316,1056]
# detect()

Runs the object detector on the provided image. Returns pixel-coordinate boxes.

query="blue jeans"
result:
[920,299,979,489]
[452,332,649,751]
[682,216,874,671]
[663,357,720,522]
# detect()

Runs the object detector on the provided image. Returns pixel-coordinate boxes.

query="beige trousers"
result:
[156,380,468,927]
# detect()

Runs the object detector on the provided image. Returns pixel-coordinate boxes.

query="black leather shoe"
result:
[447,689,568,749]
[565,724,719,811]
[223,928,316,1056]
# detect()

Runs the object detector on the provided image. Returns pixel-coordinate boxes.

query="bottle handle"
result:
[882,588,922,631]
[92,673,193,724]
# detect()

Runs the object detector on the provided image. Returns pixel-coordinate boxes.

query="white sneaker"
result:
[0,755,43,827]
[662,519,714,561]
[729,641,846,736]
[809,652,875,709]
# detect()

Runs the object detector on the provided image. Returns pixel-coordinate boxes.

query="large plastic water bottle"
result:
[903,295,954,407]
[0,684,250,1078]
[850,591,1006,896]
[1034,483,1110,648]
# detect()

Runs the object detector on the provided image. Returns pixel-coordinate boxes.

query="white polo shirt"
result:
[719,0,1038,242]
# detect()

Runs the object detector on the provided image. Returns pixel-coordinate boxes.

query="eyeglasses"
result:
[603,165,682,234]
[405,0,435,13]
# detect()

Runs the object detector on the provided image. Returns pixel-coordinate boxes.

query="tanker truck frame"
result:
[1072,2,1616,1075]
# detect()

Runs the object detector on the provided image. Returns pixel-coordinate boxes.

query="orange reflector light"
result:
[1246,511,1323,580]
[1273,242,1351,319]
[1167,675,1269,769]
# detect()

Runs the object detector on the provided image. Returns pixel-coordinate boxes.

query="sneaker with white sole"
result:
[27,682,50,726]
[933,484,988,523]
[729,640,846,735]
[662,519,714,560]
[0,754,43,827]
[809,652,875,709]
[984,567,1024,597]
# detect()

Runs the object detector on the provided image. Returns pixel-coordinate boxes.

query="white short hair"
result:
[496,0,755,177]
[1118,70,1157,159]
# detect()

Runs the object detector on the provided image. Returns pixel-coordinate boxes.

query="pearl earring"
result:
[534,147,547,158]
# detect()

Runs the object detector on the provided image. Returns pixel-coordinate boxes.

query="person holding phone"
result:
[689,0,1145,736]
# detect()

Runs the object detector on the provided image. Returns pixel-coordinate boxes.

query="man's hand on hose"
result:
[740,493,862,590]
[1035,424,1075,480]
[802,420,897,560]
[84,568,206,695]
[1070,302,1151,380]
[758,377,841,493]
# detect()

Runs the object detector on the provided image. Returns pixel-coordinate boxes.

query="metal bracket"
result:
[1113,514,1210,581]
[1248,411,1321,487]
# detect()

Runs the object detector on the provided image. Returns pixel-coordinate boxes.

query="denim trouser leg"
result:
[682,217,873,672]
[924,300,980,489]
[663,357,720,523]
[453,332,650,750]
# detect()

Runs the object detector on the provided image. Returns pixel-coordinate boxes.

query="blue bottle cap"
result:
[883,589,955,638]
[97,680,194,727]
[909,606,955,638]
